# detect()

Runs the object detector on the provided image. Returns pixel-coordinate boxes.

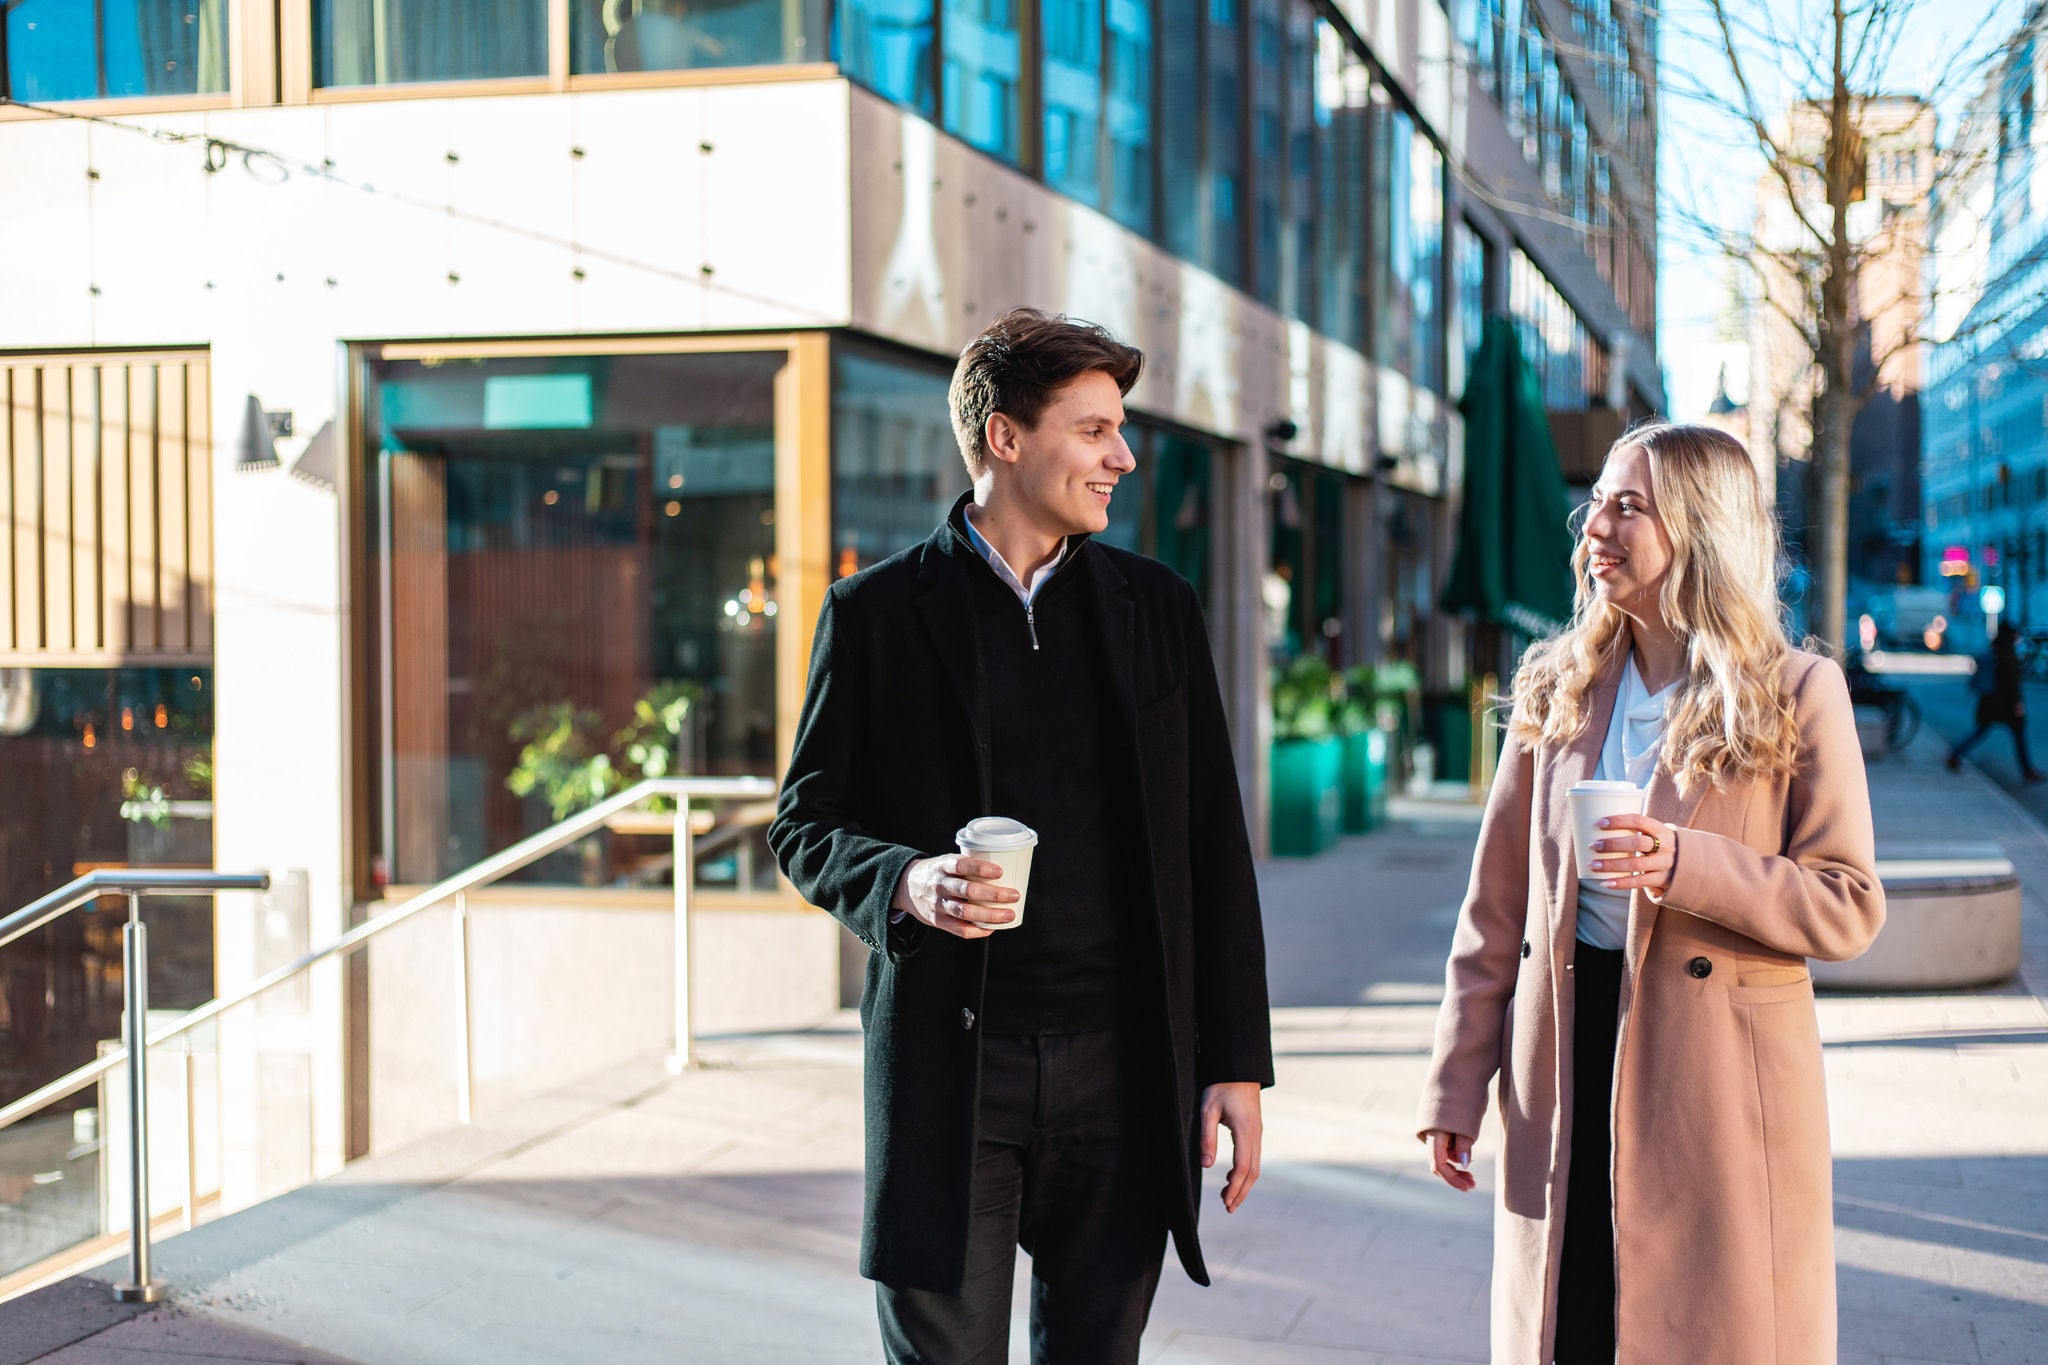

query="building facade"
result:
[0,0,1656,1265]
[1925,8,2048,637]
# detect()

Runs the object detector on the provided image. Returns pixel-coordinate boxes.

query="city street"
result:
[8,710,2046,1364]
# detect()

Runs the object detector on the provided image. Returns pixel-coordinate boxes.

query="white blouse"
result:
[1575,655,1679,950]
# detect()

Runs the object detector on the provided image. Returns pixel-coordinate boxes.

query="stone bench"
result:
[1813,843,2022,990]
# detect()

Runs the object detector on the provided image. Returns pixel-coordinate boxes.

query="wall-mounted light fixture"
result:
[235,395,280,472]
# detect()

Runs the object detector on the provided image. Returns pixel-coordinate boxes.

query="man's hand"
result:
[895,855,1018,938]
[1424,1129,1476,1192]
[1199,1082,1263,1213]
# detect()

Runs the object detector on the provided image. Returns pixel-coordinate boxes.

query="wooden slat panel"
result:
[186,360,213,655]
[100,362,132,657]
[157,360,190,653]
[71,367,101,653]
[390,453,449,882]
[129,364,159,650]
[10,367,41,651]
[41,363,73,652]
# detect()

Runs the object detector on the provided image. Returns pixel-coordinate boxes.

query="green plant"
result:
[505,703,617,820]
[119,768,171,828]
[1271,656,1338,742]
[1335,665,1377,736]
[504,682,703,819]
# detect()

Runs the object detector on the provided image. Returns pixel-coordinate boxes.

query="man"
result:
[768,307,1273,1363]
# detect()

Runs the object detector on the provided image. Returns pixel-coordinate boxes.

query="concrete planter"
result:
[1813,844,2022,990]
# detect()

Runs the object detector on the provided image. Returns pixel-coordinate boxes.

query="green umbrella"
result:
[1440,315,1578,636]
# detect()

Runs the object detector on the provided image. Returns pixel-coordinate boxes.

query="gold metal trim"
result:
[372,333,801,361]
[565,63,840,92]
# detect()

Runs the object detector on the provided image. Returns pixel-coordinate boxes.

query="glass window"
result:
[1044,0,1104,205]
[1105,0,1154,233]
[1284,1,1315,322]
[4,0,228,101]
[315,0,546,86]
[1208,0,1245,285]
[362,350,783,890]
[1453,217,1488,397]
[943,0,1025,164]
[1372,100,1445,392]
[1266,458,1348,664]
[831,343,962,577]
[836,0,937,114]
[1159,0,1202,261]
[1248,0,1285,307]
[571,0,824,74]
[1314,21,1369,351]
[1102,424,1215,607]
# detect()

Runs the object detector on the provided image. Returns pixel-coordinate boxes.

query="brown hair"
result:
[948,308,1144,478]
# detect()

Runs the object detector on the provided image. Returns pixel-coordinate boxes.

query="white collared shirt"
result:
[1575,655,1679,950]
[963,506,1066,605]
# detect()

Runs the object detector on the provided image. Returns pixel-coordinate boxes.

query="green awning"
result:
[1440,316,1578,636]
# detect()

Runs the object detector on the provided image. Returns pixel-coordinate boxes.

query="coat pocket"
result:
[1726,979,1814,1006]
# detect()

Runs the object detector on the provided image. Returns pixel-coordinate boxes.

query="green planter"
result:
[1271,736,1342,857]
[1339,728,1390,833]
[1424,694,1473,786]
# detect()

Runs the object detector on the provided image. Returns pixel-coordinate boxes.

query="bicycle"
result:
[2016,630,2048,683]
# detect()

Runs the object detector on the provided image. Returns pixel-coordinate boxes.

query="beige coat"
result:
[1418,647,1884,1364]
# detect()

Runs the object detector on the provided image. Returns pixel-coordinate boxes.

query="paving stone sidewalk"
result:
[6,722,2046,1364]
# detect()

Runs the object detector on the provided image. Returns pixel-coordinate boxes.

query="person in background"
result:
[1948,624,2045,783]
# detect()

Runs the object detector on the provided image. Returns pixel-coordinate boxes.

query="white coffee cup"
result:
[955,817,1039,930]
[1567,780,1649,879]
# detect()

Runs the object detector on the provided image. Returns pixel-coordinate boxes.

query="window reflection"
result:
[837,0,938,114]
[571,0,824,74]
[831,343,961,577]
[315,0,547,86]
[943,0,1024,162]
[4,0,228,101]
[1044,0,1103,204]
[1105,0,1154,233]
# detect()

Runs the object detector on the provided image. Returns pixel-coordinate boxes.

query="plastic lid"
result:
[956,816,1039,849]
[1568,779,1645,793]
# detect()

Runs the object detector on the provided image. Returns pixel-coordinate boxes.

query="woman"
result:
[1417,423,1884,1364]
[1946,625,2045,782]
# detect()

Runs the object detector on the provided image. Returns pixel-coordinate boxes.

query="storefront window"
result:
[362,350,783,890]
[571,0,825,74]
[831,344,962,576]
[4,0,228,101]
[1101,424,1215,608]
[1266,458,1346,664]
[943,0,1025,163]
[315,0,547,86]
[837,0,937,115]
[0,666,214,1089]
[1452,217,1489,397]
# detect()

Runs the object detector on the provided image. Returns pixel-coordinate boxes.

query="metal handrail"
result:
[0,775,774,1301]
[0,870,271,954]
[0,871,272,1305]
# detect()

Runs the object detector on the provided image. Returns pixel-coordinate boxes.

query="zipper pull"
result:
[1026,605,1039,651]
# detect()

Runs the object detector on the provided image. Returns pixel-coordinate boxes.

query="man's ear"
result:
[984,411,1023,467]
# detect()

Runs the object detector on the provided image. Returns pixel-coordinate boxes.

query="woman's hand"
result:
[1424,1130,1477,1192]
[1590,813,1676,897]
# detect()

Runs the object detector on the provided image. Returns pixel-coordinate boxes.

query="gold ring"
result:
[1648,834,1663,856]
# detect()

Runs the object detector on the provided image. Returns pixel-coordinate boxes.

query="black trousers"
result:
[1554,942,1623,1365]
[876,1028,1167,1365]
[1953,712,2042,779]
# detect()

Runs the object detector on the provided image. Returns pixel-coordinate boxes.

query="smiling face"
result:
[1582,443,1675,625]
[985,369,1137,536]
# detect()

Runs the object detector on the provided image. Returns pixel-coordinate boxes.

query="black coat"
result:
[767,499,1274,1294]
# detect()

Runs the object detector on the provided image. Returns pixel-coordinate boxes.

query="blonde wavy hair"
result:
[1507,422,1803,795]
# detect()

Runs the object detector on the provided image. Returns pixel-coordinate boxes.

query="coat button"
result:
[1687,956,1713,979]
[959,1007,976,1030]
[1520,939,1532,959]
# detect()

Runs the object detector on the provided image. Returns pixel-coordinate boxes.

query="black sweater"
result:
[961,531,1134,1034]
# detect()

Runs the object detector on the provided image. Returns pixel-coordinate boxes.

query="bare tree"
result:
[1653,0,2026,653]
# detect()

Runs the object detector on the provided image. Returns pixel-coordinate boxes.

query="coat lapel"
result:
[1626,733,1715,983]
